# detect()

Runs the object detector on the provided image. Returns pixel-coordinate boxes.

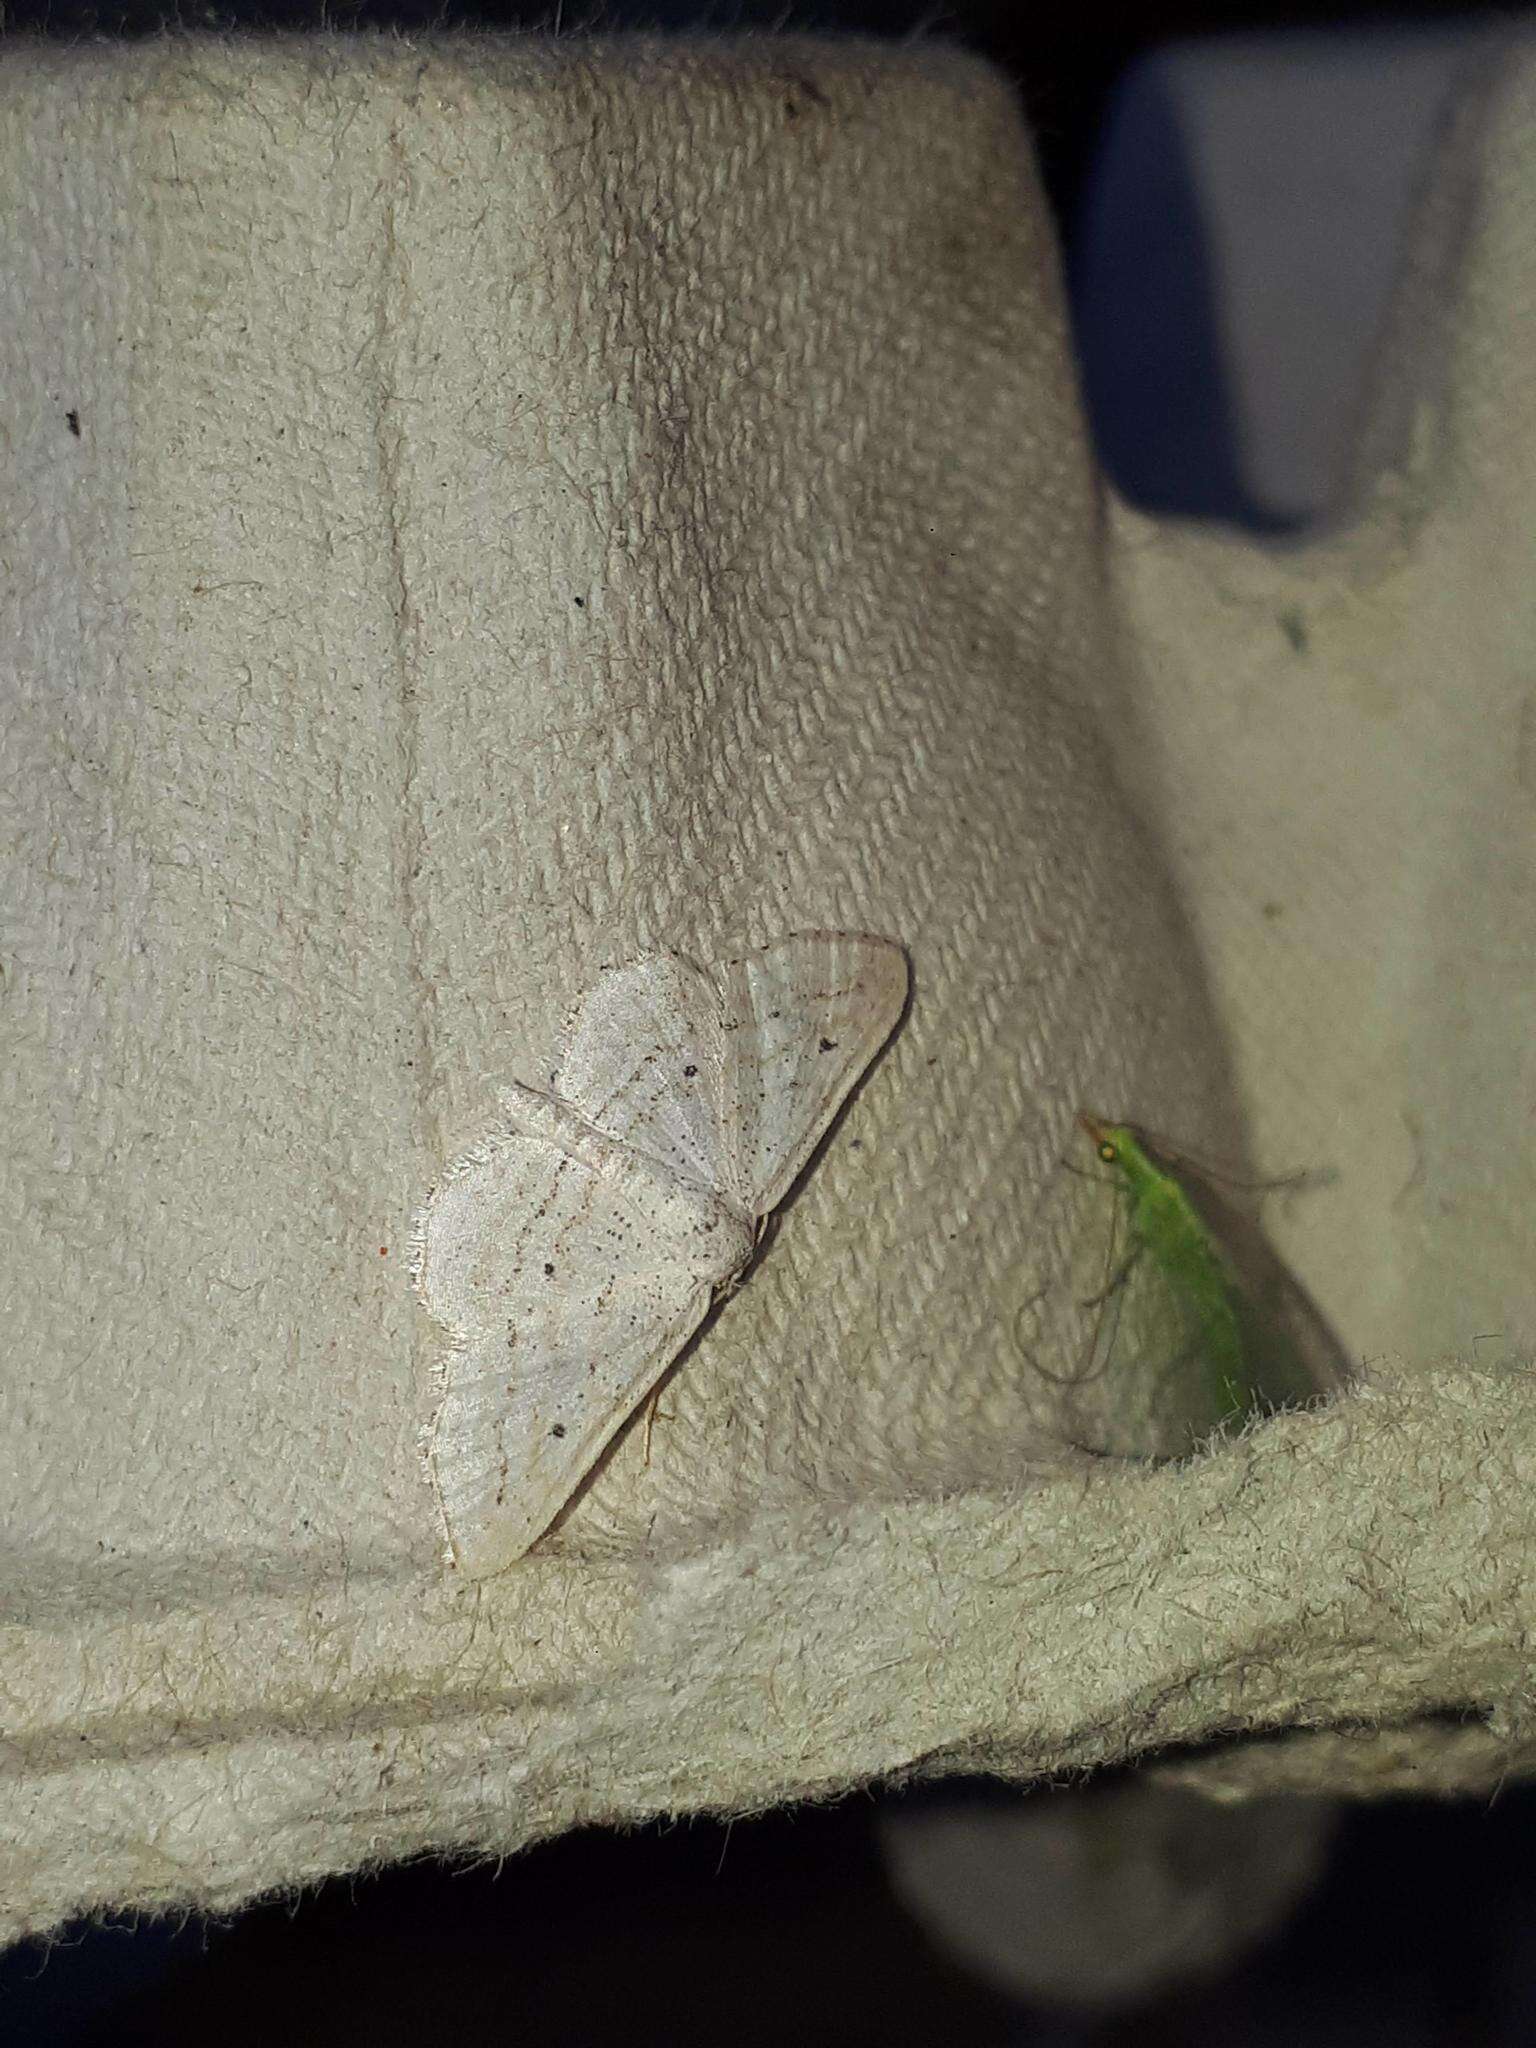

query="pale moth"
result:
[411,931,908,1576]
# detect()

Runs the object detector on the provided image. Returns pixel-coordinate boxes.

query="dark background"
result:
[6,1777,1536,2044]
[3,1,1530,2040]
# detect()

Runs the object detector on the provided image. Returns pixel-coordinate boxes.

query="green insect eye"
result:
[1098,1141,1117,1165]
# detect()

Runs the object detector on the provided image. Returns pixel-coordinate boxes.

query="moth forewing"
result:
[413,931,908,1572]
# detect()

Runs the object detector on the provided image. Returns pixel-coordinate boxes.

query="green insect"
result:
[1020,1111,1347,1460]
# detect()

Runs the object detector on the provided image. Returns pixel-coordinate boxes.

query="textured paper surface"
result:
[2,32,1533,1944]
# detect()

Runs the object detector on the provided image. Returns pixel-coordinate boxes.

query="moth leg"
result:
[642,1385,677,1467]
